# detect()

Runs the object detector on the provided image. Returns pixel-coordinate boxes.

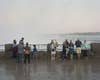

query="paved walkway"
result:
[0,58,100,80]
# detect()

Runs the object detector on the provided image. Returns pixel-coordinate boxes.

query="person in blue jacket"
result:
[32,45,38,59]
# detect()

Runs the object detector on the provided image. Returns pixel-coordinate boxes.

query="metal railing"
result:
[0,44,63,53]
[0,40,100,52]
[30,44,62,51]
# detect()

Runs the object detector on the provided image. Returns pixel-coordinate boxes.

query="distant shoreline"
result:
[0,32,100,45]
[69,32,100,35]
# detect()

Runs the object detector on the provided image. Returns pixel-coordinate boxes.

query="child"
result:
[32,45,38,59]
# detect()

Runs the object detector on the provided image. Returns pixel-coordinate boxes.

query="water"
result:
[26,34,100,44]
[1,34,100,44]
[0,34,100,52]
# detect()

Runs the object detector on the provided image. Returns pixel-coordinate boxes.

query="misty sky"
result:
[0,0,100,44]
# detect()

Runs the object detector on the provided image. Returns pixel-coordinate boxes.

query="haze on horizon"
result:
[0,0,100,44]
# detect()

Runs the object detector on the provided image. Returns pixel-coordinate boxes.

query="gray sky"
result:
[0,0,100,44]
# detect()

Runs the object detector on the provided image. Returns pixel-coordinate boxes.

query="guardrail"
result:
[0,44,63,53]
[30,44,62,51]
[0,40,100,52]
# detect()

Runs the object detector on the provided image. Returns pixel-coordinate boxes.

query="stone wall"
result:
[3,43,100,59]
[91,43,100,56]
[5,44,13,58]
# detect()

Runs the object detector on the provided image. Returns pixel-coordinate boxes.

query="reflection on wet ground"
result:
[0,58,100,80]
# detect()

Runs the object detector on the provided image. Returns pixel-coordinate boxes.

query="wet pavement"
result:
[0,58,100,80]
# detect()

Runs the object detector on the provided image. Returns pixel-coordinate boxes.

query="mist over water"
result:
[0,34,100,45]
[0,0,100,45]
[0,33,100,52]
[1,34,100,45]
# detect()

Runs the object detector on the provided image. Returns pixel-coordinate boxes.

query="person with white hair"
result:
[50,40,58,60]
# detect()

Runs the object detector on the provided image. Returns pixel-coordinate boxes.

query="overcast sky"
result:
[0,0,100,44]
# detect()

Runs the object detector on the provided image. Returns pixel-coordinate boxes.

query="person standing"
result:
[62,41,67,60]
[75,39,82,59]
[54,40,59,50]
[20,37,24,45]
[12,40,18,58]
[65,40,69,57]
[32,45,38,60]
[62,40,69,60]
[24,42,31,64]
[47,43,51,54]
[17,41,24,63]
[50,40,56,60]
[69,40,74,60]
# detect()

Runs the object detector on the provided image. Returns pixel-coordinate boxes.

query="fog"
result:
[0,0,100,44]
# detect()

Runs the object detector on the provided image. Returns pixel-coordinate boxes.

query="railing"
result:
[0,39,99,53]
[0,44,63,53]
[30,44,62,51]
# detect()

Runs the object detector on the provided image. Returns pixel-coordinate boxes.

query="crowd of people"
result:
[61,39,91,60]
[11,37,91,64]
[47,39,91,60]
[12,37,37,63]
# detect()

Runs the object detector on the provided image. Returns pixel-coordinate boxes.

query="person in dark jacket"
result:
[69,40,74,60]
[62,40,69,60]
[75,39,82,59]
[12,40,18,58]
[32,45,38,60]
[47,43,51,54]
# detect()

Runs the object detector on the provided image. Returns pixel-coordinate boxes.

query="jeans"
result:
[17,53,23,63]
[24,54,30,63]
